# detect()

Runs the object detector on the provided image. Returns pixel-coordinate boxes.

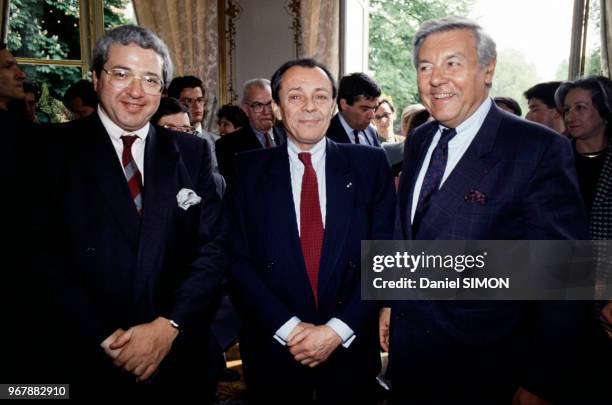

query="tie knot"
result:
[121,134,139,148]
[298,152,313,167]
[439,128,457,145]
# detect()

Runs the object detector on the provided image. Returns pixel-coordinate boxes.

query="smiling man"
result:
[227,58,395,403]
[42,25,225,400]
[384,16,591,404]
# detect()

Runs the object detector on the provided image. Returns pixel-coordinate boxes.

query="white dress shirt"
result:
[273,137,356,348]
[98,106,149,184]
[252,125,276,147]
[338,112,374,146]
[411,97,492,222]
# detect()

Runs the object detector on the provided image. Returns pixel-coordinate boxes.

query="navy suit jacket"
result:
[41,113,226,391]
[215,124,286,178]
[390,104,592,402]
[227,139,395,396]
[326,113,381,147]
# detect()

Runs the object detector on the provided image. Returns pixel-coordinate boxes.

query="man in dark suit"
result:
[215,78,285,178]
[227,58,395,403]
[381,17,592,404]
[326,72,381,147]
[41,26,225,400]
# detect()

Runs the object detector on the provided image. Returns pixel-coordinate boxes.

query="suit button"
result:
[348,261,357,269]
[266,262,274,271]
[425,329,431,335]
[396,312,405,320]
[85,247,96,255]
[336,300,343,306]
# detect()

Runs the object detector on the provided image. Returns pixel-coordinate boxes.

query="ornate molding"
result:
[285,0,302,58]
[218,0,241,105]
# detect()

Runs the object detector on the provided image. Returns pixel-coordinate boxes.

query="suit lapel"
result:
[416,106,503,239]
[318,140,353,298]
[399,122,438,239]
[88,114,141,248]
[135,126,179,294]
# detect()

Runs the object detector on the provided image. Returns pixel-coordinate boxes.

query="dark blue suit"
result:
[40,113,226,399]
[390,104,593,403]
[326,113,381,147]
[227,139,395,402]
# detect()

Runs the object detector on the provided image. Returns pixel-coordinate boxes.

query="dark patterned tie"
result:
[353,129,360,144]
[121,135,144,215]
[298,152,324,306]
[263,131,273,148]
[412,127,457,235]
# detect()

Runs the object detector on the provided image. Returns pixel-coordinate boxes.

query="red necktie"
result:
[298,152,324,305]
[263,131,273,148]
[121,135,144,214]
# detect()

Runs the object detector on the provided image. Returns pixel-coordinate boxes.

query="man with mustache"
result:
[227,58,395,403]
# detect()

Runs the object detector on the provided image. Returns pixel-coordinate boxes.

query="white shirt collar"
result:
[287,135,326,164]
[97,105,150,141]
[440,97,492,135]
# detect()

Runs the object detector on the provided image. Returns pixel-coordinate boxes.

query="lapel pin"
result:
[346,182,352,188]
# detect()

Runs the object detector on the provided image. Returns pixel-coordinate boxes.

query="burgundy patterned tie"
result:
[298,152,324,305]
[121,135,144,214]
[263,131,273,148]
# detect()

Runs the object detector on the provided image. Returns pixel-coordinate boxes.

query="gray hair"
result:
[412,16,496,68]
[241,78,271,104]
[92,25,173,88]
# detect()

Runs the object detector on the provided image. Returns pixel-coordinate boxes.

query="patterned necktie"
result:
[298,152,324,306]
[353,129,361,144]
[263,131,273,148]
[412,127,457,235]
[121,135,144,215]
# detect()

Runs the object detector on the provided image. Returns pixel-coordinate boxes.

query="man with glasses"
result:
[215,78,286,178]
[326,72,382,147]
[42,25,225,400]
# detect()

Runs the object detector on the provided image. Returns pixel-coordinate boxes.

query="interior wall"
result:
[234,0,295,100]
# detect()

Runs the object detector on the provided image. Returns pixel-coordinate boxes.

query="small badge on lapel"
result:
[464,189,487,204]
[177,188,202,210]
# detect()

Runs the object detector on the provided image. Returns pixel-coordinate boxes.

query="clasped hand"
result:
[286,323,342,368]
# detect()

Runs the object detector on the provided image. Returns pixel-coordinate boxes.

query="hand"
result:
[288,325,342,368]
[286,322,314,346]
[379,307,391,352]
[512,387,551,405]
[109,317,179,381]
[100,328,125,359]
[600,301,612,338]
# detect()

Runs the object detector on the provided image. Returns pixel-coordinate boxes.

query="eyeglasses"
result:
[102,68,164,95]
[180,97,205,106]
[374,112,392,121]
[162,124,196,134]
[248,101,273,113]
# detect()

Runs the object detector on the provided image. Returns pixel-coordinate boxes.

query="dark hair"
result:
[151,97,190,125]
[555,76,612,124]
[0,42,6,50]
[167,75,205,99]
[337,72,381,108]
[523,81,562,108]
[63,79,98,109]
[271,58,337,104]
[216,104,249,128]
[91,25,172,87]
[494,96,522,116]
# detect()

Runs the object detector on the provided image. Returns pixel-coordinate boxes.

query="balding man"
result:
[215,78,285,178]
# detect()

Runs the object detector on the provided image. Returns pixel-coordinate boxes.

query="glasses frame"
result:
[102,67,165,95]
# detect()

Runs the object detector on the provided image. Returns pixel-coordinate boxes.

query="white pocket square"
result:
[176,188,202,210]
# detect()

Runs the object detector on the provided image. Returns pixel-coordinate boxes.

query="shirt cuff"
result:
[273,316,301,346]
[326,317,356,348]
